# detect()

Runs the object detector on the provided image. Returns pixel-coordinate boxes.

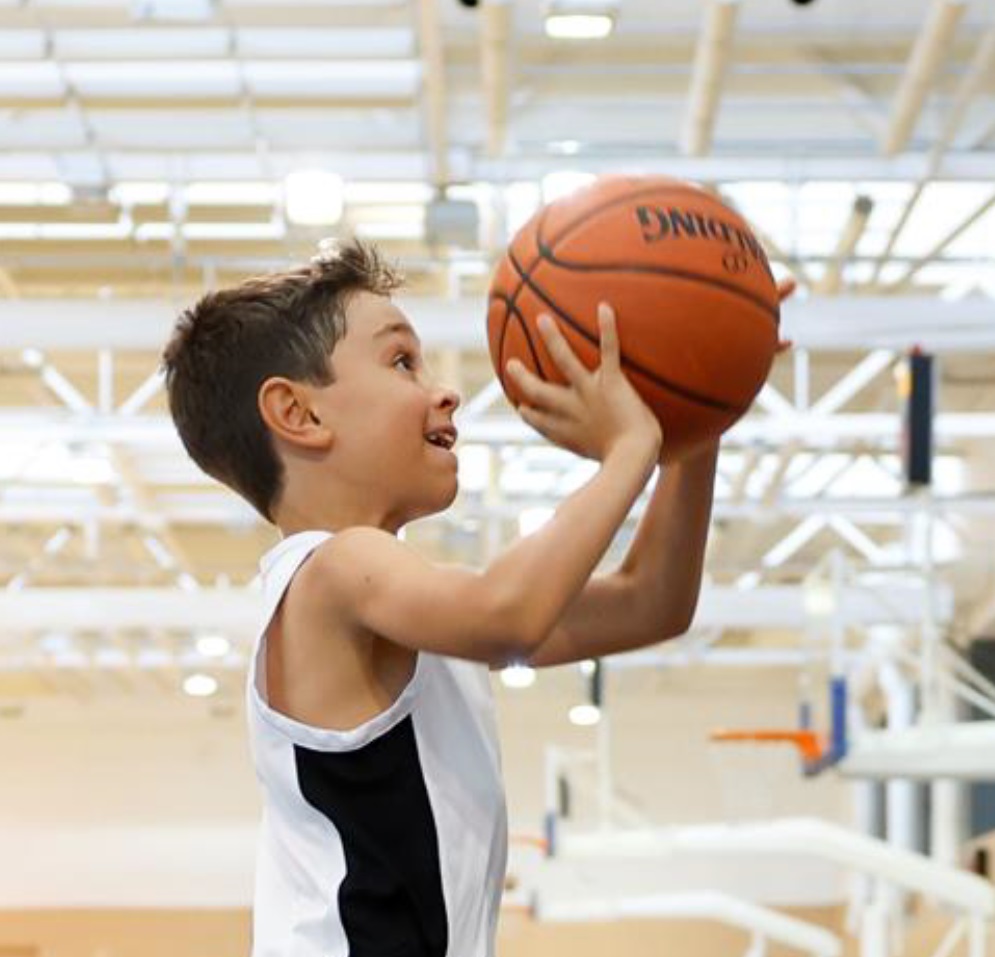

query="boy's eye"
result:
[393,353,416,372]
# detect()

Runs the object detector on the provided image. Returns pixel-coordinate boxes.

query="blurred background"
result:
[0,0,994,954]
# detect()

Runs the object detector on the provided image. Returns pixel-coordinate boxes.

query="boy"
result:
[162,239,767,957]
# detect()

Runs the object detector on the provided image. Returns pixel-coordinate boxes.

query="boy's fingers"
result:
[537,314,590,389]
[776,276,797,303]
[506,358,570,410]
[517,403,564,443]
[597,303,621,372]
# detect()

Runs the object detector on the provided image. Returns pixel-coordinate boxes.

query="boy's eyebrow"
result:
[373,320,420,344]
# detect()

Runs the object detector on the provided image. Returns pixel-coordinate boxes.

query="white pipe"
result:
[849,776,883,938]
[859,896,889,957]
[536,890,841,957]
[968,916,988,957]
[929,695,964,867]
[840,721,995,781]
[878,659,918,858]
[558,818,995,917]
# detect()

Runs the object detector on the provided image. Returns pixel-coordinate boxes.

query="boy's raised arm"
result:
[522,440,719,668]
[302,307,661,667]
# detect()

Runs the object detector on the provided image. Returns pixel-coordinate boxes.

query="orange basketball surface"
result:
[487,175,781,462]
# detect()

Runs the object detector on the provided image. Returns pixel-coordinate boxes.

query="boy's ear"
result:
[257,377,333,451]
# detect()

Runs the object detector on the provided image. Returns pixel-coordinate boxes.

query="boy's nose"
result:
[437,385,460,413]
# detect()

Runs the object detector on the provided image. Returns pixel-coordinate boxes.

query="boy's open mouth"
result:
[425,429,456,450]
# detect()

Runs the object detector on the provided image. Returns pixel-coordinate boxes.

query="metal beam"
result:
[5,150,995,185]
[1,410,995,451]
[680,0,741,156]
[480,0,511,159]
[886,190,995,292]
[809,349,895,416]
[880,0,968,156]
[416,0,449,188]
[814,195,873,295]
[2,492,993,530]
[2,295,993,353]
[870,24,995,284]
[0,580,952,634]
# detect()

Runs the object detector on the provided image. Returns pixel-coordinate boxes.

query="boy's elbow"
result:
[661,602,697,640]
[483,589,547,665]
[664,614,693,640]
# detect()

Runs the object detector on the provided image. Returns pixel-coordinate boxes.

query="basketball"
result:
[486,175,781,462]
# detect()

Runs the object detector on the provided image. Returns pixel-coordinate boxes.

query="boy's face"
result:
[313,291,461,529]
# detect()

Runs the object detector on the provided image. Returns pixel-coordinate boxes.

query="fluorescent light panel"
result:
[184,180,278,204]
[135,221,286,240]
[545,13,614,40]
[353,221,424,240]
[244,60,421,98]
[55,28,229,58]
[0,62,63,97]
[109,181,170,205]
[345,181,434,204]
[65,60,240,97]
[237,28,414,59]
[0,30,46,58]
[0,182,72,205]
[131,0,216,22]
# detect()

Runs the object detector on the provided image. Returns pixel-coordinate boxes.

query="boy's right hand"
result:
[505,303,662,462]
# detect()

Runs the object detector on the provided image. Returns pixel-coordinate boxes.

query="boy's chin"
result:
[431,479,459,512]
[408,480,459,522]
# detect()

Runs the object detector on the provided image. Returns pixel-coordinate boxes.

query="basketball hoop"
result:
[710,728,828,763]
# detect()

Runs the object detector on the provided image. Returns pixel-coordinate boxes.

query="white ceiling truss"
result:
[0,0,990,293]
[0,0,994,703]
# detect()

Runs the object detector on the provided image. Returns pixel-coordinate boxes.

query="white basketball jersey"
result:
[248,531,508,957]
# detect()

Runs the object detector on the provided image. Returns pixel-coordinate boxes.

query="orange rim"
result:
[710,728,826,762]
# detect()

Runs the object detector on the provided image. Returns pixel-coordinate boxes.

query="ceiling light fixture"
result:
[500,664,537,689]
[183,673,219,697]
[545,12,614,40]
[544,0,616,40]
[284,169,344,226]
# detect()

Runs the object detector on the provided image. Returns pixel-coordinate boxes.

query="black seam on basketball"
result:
[508,247,739,414]
[536,252,780,323]
[502,257,554,381]
[490,293,546,381]
[490,295,512,373]
[508,302,551,382]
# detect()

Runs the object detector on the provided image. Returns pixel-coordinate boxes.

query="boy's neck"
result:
[273,495,403,539]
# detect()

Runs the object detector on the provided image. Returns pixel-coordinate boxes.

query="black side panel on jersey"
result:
[294,717,449,957]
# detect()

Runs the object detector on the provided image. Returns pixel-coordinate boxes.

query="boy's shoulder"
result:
[292,525,405,612]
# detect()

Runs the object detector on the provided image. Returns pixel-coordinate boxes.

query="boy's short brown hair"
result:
[162,239,403,522]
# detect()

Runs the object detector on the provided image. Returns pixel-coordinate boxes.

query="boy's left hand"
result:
[774,276,797,356]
